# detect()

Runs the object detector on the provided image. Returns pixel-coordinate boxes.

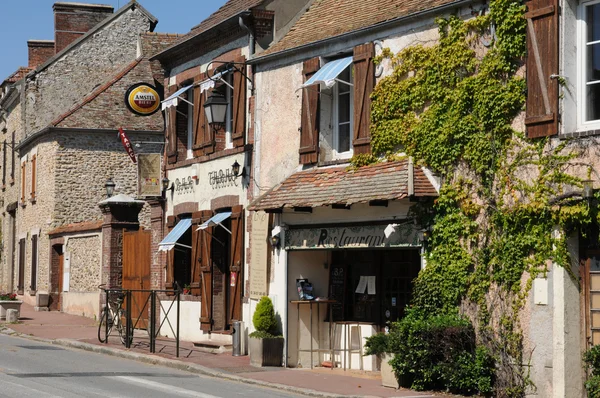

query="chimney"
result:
[28,40,55,68]
[53,2,114,54]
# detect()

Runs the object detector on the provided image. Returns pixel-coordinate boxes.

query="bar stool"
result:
[332,321,364,370]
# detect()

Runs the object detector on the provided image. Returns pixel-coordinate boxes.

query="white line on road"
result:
[111,376,222,398]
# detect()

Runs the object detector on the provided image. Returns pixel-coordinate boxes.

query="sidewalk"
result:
[0,303,452,398]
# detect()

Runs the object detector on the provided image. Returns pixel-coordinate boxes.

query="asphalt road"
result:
[0,334,303,398]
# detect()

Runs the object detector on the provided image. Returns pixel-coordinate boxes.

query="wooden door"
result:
[584,250,600,347]
[211,219,230,331]
[122,229,151,329]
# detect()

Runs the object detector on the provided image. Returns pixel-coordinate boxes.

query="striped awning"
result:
[161,84,193,110]
[302,57,353,89]
[158,218,192,252]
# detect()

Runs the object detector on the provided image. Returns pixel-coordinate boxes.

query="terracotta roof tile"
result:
[259,0,459,57]
[249,160,437,211]
[48,220,103,236]
[3,67,33,84]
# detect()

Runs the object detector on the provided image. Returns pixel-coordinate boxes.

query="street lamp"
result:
[162,177,170,192]
[105,178,116,198]
[231,160,246,178]
[203,91,228,131]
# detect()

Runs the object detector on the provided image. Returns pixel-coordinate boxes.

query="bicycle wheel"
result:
[97,308,113,343]
[116,309,133,346]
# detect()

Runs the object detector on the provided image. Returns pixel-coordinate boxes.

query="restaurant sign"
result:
[284,223,420,250]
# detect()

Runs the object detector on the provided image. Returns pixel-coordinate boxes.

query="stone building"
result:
[0,1,180,318]
[150,0,310,343]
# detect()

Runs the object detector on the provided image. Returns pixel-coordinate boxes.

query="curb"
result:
[0,327,362,398]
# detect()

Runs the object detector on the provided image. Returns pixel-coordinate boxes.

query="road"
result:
[0,334,304,398]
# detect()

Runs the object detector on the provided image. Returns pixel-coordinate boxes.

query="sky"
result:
[0,0,228,81]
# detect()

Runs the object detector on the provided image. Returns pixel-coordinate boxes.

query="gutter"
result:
[248,0,473,65]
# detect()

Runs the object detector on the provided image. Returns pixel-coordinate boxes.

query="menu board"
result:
[328,264,347,321]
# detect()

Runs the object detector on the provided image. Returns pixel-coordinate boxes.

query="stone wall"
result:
[24,7,153,134]
[66,234,102,292]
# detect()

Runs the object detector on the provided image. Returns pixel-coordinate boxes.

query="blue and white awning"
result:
[161,84,193,110]
[197,211,232,234]
[302,57,353,89]
[158,218,192,252]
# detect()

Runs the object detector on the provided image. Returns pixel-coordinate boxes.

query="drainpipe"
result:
[239,11,255,58]
[281,218,289,367]
[408,156,414,196]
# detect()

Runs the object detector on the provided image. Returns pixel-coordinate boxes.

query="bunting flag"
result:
[118,127,136,164]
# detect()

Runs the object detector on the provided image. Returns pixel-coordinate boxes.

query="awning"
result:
[161,84,193,110]
[302,57,353,89]
[198,69,233,93]
[158,218,192,252]
[197,211,232,233]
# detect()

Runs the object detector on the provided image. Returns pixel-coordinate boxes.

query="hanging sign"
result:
[118,127,137,164]
[125,83,160,116]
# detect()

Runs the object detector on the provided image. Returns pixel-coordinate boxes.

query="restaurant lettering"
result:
[208,168,238,189]
[317,228,385,247]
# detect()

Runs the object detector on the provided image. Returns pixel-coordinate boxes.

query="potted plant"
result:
[249,296,283,367]
[0,292,23,320]
[364,331,398,388]
[182,284,191,295]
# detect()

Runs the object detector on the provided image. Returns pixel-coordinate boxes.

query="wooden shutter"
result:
[31,155,36,200]
[229,205,244,324]
[192,74,207,155]
[200,210,213,330]
[525,0,559,138]
[2,141,6,187]
[18,238,25,293]
[299,57,320,164]
[232,56,247,148]
[201,68,216,155]
[190,211,204,292]
[11,131,14,183]
[20,161,25,203]
[31,235,38,291]
[353,43,375,154]
[165,216,176,290]
[166,86,178,164]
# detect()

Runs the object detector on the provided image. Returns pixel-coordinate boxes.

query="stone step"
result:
[193,339,233,354]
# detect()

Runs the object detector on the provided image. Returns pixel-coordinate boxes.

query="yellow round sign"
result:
[125,83,160,116]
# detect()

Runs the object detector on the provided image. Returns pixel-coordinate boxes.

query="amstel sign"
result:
[125,83,160,116]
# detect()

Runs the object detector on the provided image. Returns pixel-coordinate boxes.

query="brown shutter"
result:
[192,74,207,155]
[3,141,7,187]
[21,161,26,203]
[525,0,559,138]
[31,155,36,200]
[31,234,38,291]
[18,238,25,293]
[166,86,178,164]
[299,57,320,164]
[201,69,216,155]
[232,56,247,148]
[190,211,203,293]
[165,216,176,290]
[199,210,213,330]
[229,205,244,324]
[353,43,375,154]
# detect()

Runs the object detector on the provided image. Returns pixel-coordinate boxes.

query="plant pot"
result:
[381,353,399,389]
[249,337,284,367]
[0,300,23,320]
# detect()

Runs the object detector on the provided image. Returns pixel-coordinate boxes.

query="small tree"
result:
[250,296,281,338]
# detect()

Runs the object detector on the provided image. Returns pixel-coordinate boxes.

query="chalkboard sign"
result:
[328,264,347,321]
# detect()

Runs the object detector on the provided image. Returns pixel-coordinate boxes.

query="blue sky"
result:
[0,0,228,81]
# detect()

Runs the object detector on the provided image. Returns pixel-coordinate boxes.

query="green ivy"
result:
[358,1,594,395]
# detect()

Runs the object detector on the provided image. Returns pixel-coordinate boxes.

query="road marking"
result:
[111,376,222,398]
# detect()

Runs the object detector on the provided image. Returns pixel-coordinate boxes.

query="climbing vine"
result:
[357,0,597,395]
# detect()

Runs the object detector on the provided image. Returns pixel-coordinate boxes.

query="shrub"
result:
[0,293,17,301]
[584,345,600,397]
[250,296,280,338]
[387,309,495,396]
[364,332,390,356]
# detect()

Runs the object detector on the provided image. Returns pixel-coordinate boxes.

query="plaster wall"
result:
[60,291,100,318]
[159,299,203,341]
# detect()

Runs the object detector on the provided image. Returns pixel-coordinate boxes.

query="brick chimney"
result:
[27,40,55,68]
[53,2,114,54]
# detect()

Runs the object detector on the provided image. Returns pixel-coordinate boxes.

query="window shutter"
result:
[3,141,6,187]
[18,238,25,293]
[232,56,247,148]
[31,235,38,291]
[165,216,176,289]
[299,57,320,164]
[229,205,244,324]
[353,42,375,154]
[166,86,178,164]
[21,162,26,203]
[525,0,559,138]
[31,155,36,200]
[199,210,213,331]
[190,211,203,292]
[192,74,207,155]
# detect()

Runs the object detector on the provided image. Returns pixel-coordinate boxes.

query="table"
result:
[290,300,336,369]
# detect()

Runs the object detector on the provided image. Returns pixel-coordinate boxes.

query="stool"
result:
[333,322,364,370]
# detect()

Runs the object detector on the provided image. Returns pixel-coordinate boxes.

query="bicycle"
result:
[97,285,132,345]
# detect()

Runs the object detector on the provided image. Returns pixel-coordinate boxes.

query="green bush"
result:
[364,332,390,356]
[584,345,600,397]
[387,309,495,396]
[250,296,280,338]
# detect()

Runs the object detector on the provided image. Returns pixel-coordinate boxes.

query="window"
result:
[225,73,234,149]
[581,2,600,126]
[30,154,36,201]
[186,87,194,159]
[20,161,26,204]
[333,66,353,158]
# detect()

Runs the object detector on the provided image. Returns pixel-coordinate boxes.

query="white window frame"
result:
[225,74,234,149]
[186,87,194,159]
[578,0,600,130]
[332,65,354,160]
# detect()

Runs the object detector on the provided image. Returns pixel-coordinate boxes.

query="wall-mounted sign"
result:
[118,127,136,164]
[138,153,161,197]
[208,168,239,190]
[174,176,196,194]
[285,223,420,250]
[125,83,160,116]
